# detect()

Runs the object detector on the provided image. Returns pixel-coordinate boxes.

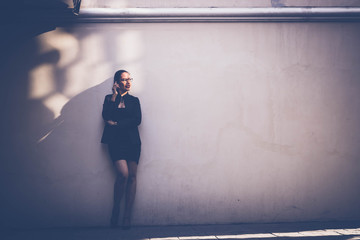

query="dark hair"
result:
[114,70,129,84]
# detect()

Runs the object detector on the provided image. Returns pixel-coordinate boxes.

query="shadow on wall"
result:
[0,24,117,227]
[0,20,57,228]
[33,78,115,226]
[0,70,116,227]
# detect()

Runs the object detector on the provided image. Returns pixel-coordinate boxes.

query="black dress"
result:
[101,93,142,164]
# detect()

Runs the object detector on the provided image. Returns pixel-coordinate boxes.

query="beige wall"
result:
[1,21,360,228]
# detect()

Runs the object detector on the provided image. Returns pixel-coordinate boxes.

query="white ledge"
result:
[76,7,360,22]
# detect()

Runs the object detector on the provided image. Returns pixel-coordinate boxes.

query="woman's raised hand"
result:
[112,83,119,95]
[111,83,119,102]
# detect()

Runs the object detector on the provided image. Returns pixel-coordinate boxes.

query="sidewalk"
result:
[2,221,360,240]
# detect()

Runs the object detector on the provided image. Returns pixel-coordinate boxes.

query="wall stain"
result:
[271,0,286,7]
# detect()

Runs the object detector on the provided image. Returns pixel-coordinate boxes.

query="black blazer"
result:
[101,93,142,145]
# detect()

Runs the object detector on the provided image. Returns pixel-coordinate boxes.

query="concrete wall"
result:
[1,21,360,228]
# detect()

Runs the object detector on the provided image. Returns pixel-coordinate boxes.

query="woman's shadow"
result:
[33,78,120,225]
[39,77,115,175]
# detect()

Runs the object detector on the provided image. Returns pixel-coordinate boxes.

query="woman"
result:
[101,70,142,229]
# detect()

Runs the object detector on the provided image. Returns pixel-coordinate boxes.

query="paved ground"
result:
[1,221,360,240]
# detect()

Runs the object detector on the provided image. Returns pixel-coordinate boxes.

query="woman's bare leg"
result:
[111,159,128,226]
[123,161,138,228]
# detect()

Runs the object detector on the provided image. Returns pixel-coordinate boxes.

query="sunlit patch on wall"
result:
[64,62,112,97]
[43,93,70,119]
[82,34,106,64]
[39,29,79,68]
[63,63,86,97]
[29,64,55,99]
[31,28,144,123]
